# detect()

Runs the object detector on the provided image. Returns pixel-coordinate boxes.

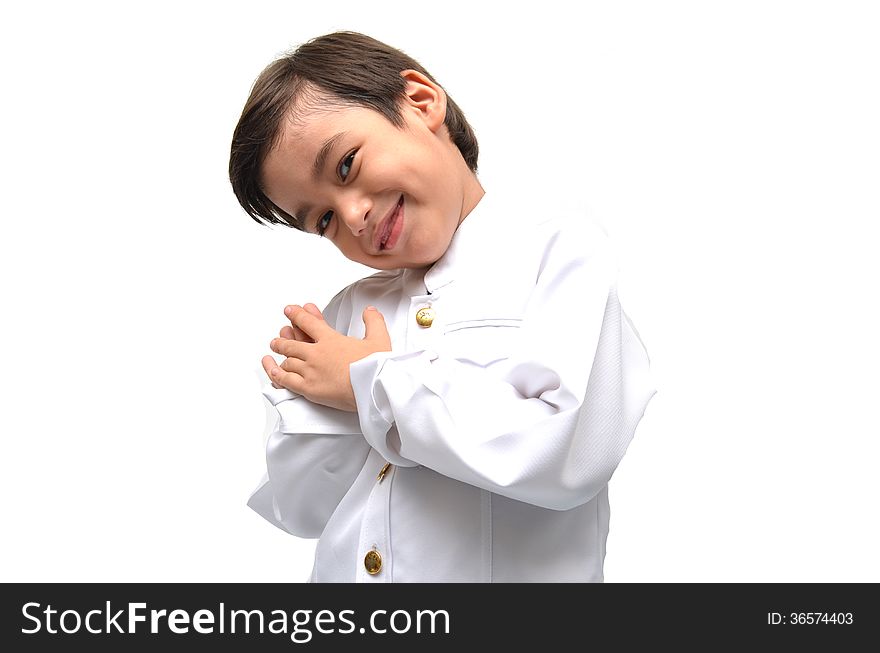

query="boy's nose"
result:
[338,196,372,236]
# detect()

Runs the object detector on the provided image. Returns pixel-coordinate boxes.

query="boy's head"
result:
[229,31,484,270]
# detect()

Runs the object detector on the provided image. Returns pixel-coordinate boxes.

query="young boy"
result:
[229,31,655,582]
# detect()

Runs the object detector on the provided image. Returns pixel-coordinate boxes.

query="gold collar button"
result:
[415,307,435,327]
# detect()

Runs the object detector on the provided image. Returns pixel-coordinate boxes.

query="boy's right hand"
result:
[269,302,324,389]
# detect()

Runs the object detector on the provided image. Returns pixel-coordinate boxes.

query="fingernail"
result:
[284,306,293,316]
[366,305,376,311]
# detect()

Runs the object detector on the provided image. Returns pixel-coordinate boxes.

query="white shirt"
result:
[248,190,656,582]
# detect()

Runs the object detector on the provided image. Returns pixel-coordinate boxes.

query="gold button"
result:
[376,462,392,483]
[415,307,435,327]
[364,549,382,575]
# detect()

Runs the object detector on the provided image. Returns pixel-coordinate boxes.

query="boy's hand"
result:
[267,303,324,389]
[262,304,392,412]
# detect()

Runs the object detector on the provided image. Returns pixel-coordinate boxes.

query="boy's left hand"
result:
[262,305,392,412]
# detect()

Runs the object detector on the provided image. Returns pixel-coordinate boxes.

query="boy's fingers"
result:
[283,323,313,342]
[269,337,310,358]
[286,305,332,339]
[261,355,305,393]
[261,355,282,388]
[272,369,305,394]
[303,303,325,320]
[362,306,392,348]
[280,357,306,375]
[292,325,311,342]
[298,304,323,341]
[283,304,321,342]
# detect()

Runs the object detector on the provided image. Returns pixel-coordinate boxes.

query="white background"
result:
[1,0,878,582]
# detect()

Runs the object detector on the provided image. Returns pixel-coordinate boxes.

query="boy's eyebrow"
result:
[294,131,349,230]
[294,203,314,229]
[312,131,349,181]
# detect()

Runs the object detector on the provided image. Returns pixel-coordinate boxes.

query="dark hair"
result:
[229,31,479,229]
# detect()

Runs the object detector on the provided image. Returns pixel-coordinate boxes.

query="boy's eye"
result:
[317,211,333,236]
[338,150,356,181]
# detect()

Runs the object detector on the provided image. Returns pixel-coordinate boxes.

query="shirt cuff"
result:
[349,350,436,467]
[261,382,362,435]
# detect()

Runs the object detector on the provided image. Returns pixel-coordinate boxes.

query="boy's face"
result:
[261,77,482,271]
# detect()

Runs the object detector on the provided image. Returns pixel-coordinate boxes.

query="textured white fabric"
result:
[248,190,656,582]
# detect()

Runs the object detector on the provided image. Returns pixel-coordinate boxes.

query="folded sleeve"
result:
[247,288,371,538]
[349,219,656,511]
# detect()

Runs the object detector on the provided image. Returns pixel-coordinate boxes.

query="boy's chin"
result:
[364,260,428,272]
[360,254,439,272]
[349,240,450,271]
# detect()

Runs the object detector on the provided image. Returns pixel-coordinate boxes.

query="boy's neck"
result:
[458,172,486,228]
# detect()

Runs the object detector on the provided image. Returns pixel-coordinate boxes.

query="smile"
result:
[378,195,405,251]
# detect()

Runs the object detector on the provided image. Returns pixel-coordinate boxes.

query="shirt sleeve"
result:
[247,287,372,538]
[349,219,656,511]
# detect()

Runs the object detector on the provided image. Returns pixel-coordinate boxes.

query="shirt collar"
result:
[421,189,503,294]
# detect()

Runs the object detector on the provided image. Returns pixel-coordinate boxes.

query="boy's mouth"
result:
[376,195,405,252]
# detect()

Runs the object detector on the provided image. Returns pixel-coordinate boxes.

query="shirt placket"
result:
[355,455,397,582]
[354,277,443,582]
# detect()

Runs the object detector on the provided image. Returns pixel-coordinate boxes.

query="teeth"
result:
[379,196,403,249]
[381,201,399,246]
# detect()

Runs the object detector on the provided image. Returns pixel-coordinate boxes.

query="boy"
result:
[229,31,655,582]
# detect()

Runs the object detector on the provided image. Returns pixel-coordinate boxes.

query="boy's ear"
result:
[399,69,447,133]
